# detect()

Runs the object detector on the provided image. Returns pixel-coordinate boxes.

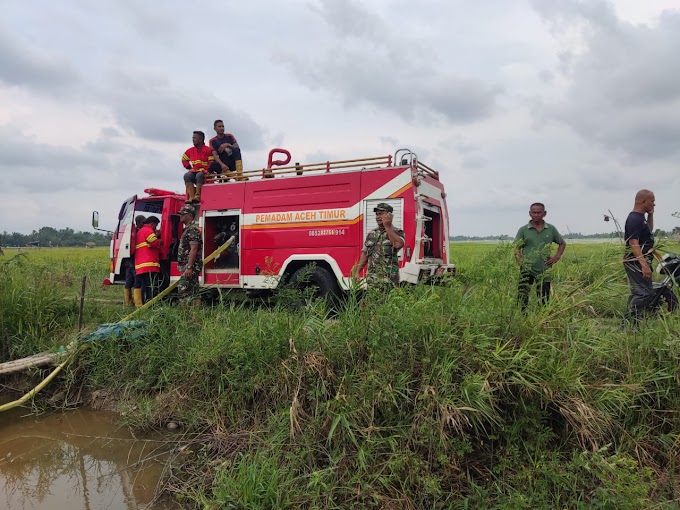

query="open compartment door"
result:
[112,194,137,279]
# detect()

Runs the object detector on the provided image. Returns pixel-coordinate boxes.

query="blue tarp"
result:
[80,321,148,343]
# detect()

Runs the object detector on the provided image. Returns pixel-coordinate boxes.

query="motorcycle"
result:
[651,253,680,312]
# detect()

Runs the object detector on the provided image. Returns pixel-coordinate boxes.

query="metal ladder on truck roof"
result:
[395,149,438,257]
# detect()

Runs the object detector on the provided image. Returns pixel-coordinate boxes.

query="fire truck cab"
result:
[99,148,455,296]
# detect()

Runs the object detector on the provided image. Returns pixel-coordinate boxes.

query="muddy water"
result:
[0,406,180,510]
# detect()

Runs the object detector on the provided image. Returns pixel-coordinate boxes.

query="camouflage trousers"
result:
[178,273,199,303]
[365,277,398,295]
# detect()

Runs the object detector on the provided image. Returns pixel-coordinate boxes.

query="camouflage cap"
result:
[373,202,393,213]
[178,204,196,217]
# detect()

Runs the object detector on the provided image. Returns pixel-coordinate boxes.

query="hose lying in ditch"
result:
[0,236,235,413]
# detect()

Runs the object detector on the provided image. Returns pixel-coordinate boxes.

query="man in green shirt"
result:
[514,202,566,310]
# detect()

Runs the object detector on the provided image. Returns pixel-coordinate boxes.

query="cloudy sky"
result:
[2,0,679,237]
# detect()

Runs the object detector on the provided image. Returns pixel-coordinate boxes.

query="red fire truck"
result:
[94,148,455,297]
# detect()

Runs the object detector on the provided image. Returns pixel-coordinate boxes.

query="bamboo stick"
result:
[0,352,61,375]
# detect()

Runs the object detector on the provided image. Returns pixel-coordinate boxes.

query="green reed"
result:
[2,243,678,508]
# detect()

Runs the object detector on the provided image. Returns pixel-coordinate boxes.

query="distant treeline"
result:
[451,232,620,242]
[451,229,679,242]
[3,226,677,247]
[1,227,110,247]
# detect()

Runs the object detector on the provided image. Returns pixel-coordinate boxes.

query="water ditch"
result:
[0,404,180,510]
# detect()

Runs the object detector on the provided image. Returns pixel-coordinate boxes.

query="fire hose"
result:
[0,236,235,413]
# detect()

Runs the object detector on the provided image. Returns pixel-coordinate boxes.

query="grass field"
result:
[1,243,679,509]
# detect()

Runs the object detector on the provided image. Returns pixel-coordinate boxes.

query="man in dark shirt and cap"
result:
[353,202,405,289]
[623,189,656,323]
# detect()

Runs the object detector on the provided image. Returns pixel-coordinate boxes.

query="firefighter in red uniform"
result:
[182,131,214,205]
[123,215,146,306]
[134,216,161,306]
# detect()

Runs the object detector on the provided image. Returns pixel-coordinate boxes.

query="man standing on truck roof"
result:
[123,214,145,307]
[134,216,161,306]
[514,202,566,311]
[182,131,214,205]
[353,203,405,289]
[208,120,247,181]
[177,205,203,306]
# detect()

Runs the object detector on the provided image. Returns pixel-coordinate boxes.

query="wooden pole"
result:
[78,275,87,332]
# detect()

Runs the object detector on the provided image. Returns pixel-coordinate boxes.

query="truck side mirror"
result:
[92,211,99,229]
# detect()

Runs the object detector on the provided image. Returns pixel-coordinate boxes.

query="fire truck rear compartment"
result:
[422,207,442,259]
[204,215,240,270]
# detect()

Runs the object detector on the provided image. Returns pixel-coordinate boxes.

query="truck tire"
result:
[290,265,340,300]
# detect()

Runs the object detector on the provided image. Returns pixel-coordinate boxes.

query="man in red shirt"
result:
[182,131,214,204]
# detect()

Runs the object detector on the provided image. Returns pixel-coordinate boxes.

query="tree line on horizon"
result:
[1,227,110,247]
[451,227,680,242]
[2,226,679,248]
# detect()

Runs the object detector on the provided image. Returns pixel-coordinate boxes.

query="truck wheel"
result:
[290,265,340,300]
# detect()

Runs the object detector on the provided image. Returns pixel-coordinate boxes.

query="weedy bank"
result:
[1,243,679,509]
[0,247,119,360]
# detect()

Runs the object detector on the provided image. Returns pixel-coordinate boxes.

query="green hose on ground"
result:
[0,236,235,412]
[0,345,88,413]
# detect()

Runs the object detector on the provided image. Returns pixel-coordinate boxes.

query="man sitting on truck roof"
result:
[182,130,214,205]
[208,120,247,181]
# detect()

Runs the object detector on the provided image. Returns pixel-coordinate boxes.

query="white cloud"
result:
[99,64,266,146]
[532,0,680,161]
[0,0,679,238]
[278,0,502,125]
[0,29,81,94]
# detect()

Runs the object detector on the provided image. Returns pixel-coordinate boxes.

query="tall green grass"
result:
[78,242,679,509]
[0,248,122,359]
[2,243,678,508]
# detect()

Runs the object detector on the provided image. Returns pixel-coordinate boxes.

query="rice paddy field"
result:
[1,242,679,509]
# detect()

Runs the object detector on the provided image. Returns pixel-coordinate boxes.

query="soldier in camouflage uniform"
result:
[177,205,203,303]
[353,202,405,288]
